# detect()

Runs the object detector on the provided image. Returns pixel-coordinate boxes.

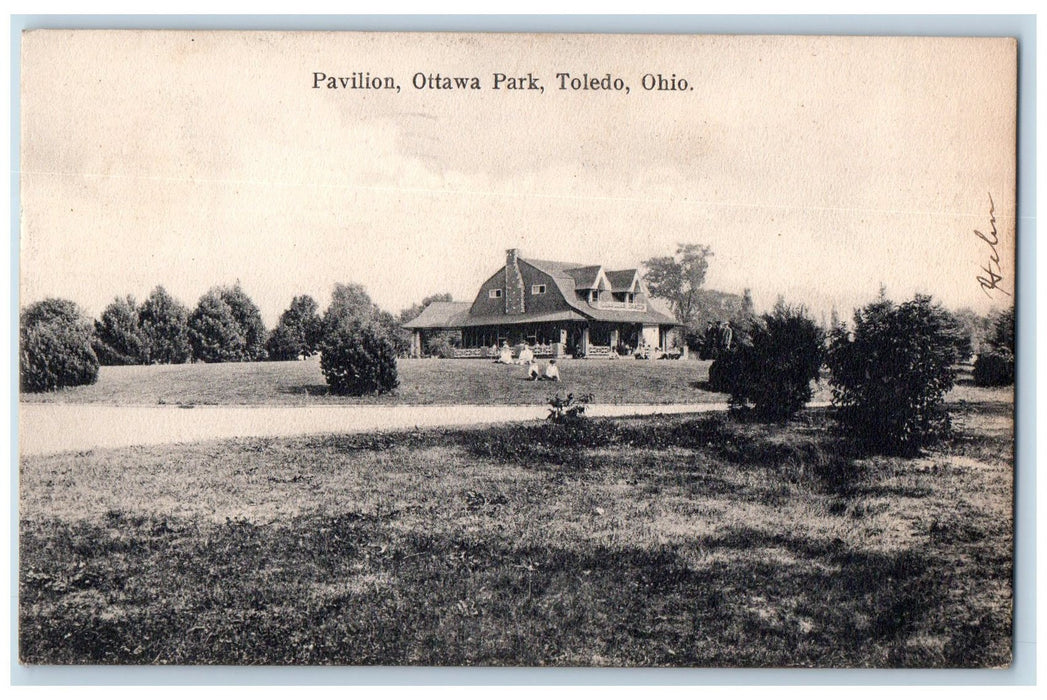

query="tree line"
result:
[703,294,1014,455]
[20,282,450,395]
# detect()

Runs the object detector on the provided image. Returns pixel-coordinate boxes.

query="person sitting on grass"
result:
[541,360,561,381]
[494,342,513,364]
[527,359,541,381]
[518,343,535,366]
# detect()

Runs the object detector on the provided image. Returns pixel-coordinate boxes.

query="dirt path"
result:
[19,402,738,456]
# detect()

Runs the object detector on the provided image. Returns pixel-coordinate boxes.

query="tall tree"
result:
[188,290,245,363]
[93,295,146,365]
[267,294,323,360]
[987,306,1015,355]
[323,283,382,333]
[741,288,755,317]
[398,292,454,325]
[138,286,191,364]
[642,243,713,327]
[219,283,267,361]
[829,305,842,331]
[321,283,410,359]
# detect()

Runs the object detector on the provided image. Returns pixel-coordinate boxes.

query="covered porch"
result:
[458,320,680,359]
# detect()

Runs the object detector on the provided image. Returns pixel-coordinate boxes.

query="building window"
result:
[590,290,599,303]
[489,289,503,299]
[531,284,546,295]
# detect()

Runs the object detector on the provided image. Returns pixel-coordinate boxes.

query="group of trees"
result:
[20,281,424,396]
[91,284,270,366]
[642,243,755,351]
[703,293,1010,455]
[22,240,1016,429]
[647,243,1014,455]
[972,307,1016,386]
[93,287,192,365]
[188,285,267,363]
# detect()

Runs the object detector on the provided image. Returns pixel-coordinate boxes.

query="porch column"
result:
[610,328,619,352]
[411,330,422,358]
[581,326,590,357]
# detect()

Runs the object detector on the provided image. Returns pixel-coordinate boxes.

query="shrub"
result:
[322,283,381,335]
[320,320,399,396]
[710,305,824,421]
[138,286,191,364]
[988,306,1015,354]
[219,284,268,361]
[827,294,964,455]
[972,307,1015,387]
[265,323,304,362]
[972,349,1014,387]
[267,295,323,361]
[707,348,742,393]
[20,298,99,392]
[188,291,246,363]
[188,284,268,363]
[426,332,458,359]
[375,310,411,358]
[93,295,146,365]
[546,392,594,424]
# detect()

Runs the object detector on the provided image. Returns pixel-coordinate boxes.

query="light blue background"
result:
[9,13,1036,686]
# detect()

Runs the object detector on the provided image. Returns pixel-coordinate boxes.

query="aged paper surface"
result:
[19,31,1016,667]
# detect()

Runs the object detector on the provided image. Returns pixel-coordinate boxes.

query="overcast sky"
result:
[21,32,1016,326]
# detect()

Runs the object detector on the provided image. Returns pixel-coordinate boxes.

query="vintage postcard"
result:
[18,31,1016,667]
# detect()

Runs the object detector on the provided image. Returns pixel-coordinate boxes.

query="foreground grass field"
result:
[20,396,1012,666]
[18,356,736,406]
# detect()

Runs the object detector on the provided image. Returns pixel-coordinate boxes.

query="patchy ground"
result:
[19,400,1012,667]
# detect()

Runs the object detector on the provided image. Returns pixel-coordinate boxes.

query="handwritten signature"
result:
[975,193,1009,298]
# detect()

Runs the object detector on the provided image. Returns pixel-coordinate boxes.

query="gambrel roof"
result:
[403,253,679,330]
[522,258,676,326]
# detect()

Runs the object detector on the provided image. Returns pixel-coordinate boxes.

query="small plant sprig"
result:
[546,392,594,424]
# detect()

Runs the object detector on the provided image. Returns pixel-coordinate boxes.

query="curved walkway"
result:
[19,402,748,456]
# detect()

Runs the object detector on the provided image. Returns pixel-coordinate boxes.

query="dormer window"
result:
[489,289,503,299]
[531,284,546,295]
[589,290,599,303]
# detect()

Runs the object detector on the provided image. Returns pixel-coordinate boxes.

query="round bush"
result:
[972,350,1014,387]
[426,333,457,359]
[320,321,399,396]
[718,306,824,421]
[708,351,742,393]
[827,295,963,455]
[20,298,100,392]
[188,291,246,363]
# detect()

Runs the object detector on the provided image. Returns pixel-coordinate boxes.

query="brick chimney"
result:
[504,248,525,315]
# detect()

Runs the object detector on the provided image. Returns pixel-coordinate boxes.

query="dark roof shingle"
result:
[402,301,472,329]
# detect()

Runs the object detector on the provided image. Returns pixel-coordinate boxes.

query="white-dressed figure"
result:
[543,360,561,382]
[495,342,513,364]
[518,344,535,365]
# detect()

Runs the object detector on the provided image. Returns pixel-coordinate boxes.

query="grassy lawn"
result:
[19,356,736,407]
[19,396,1012,666]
